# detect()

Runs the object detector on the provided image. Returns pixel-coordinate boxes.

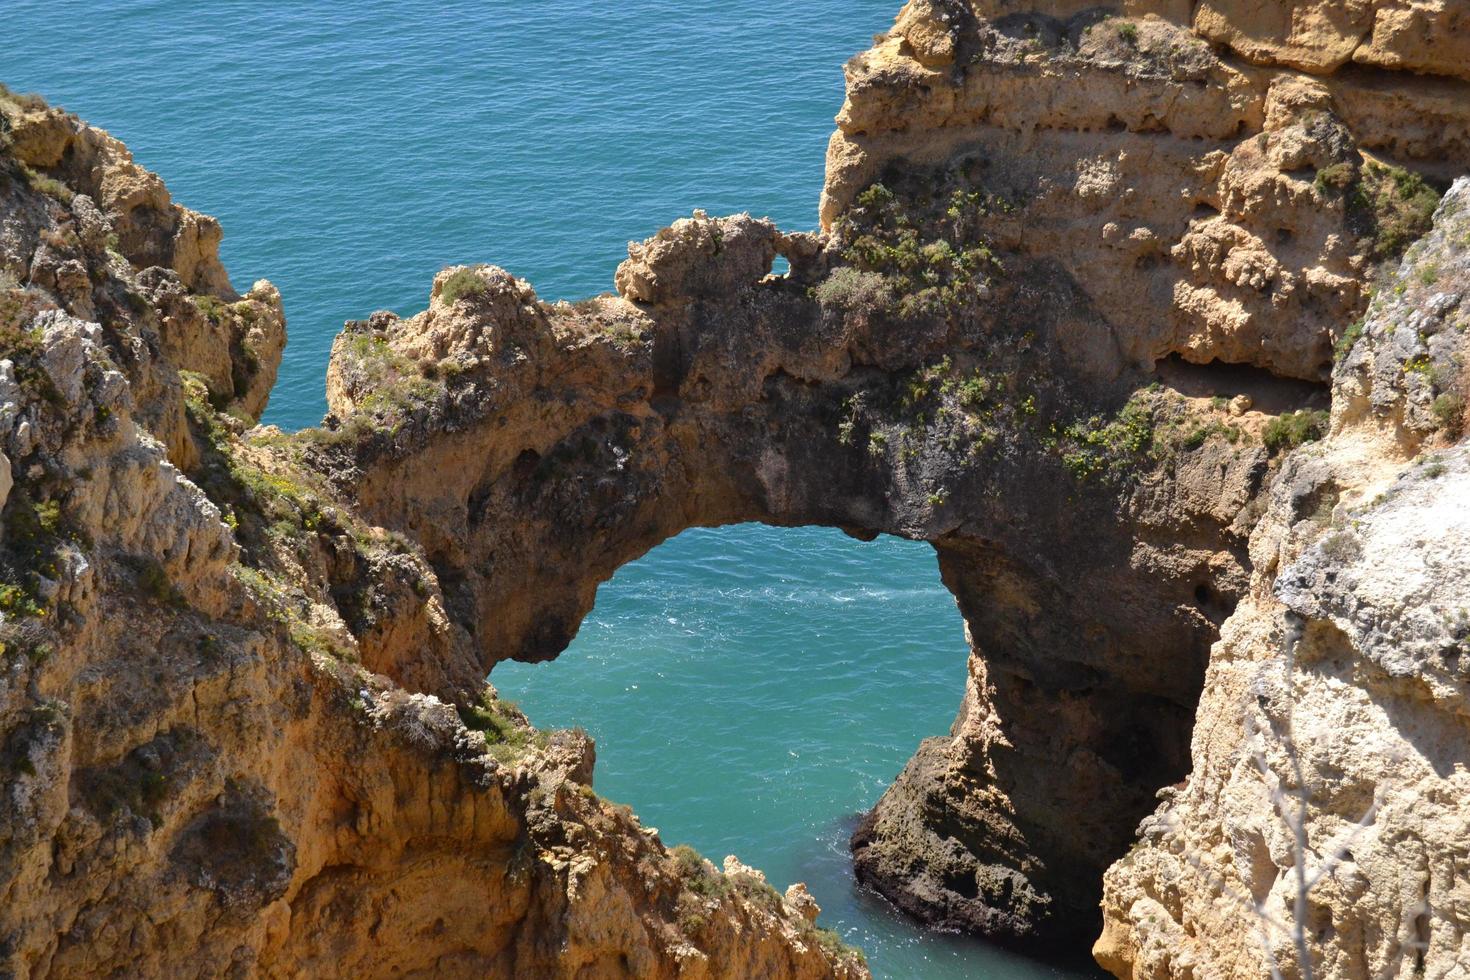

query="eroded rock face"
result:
[822,0,1470,385]
[1097,181,1470,979]
[1192,0,1470,80]
[0,95,866,979]
[804,0,1466,955]
[292,3,1463,948]
[1,0,1466,975]
[306,128,1333,944]
[0,94,284,459]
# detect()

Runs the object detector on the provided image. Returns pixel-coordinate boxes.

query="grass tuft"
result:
[439,267,488,306]
[1262,409,1329,455]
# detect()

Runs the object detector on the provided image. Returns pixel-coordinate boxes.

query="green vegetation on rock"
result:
[309,331,447,445]
[439,267,488,306]
[1348,161,1442,262]
[0,485,80,619]
[1334,319,1366,363]
[1433,391,1465,438]
[671,844,730,899]
[1262,409,1329,454]
[457,689,549,762]
[1061,395,1156,481]
[822,182,1003,320]
[0,319,62,407]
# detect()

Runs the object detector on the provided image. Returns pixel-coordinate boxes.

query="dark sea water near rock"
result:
[7,3,1101,975]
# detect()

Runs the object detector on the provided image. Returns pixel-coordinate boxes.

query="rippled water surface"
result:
[496,526,1101,980]
[7,0,911,429]
[8,3,1101,976]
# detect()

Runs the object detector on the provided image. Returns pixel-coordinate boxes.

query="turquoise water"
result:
[7,3,1099,976]
[5,0,899,430]
[496,527,1099,980]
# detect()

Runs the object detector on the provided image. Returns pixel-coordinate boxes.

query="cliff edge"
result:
[1,0,1468,976]
[0,89,866,979]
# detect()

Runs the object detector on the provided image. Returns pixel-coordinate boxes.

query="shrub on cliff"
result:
[1333,319,1365,363]
[439,267,488,306]
[1313,162,1356,194]
[832,179,1003,320]
[670,844,730,899]
[0,486,75,618]
[1351,162,1442,261]
[1432,393,1464,436]
[16,164,74,204]
[1061,394,1156,480]
[191,294,226,324]
[1262,409,1329,454]
[0,319,62,406]
[456,690,548,762]
[0,619,50,666]
[815,266,891,314]
[0,83,47,113]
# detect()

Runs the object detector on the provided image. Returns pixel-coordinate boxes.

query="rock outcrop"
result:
[1096,179,1470,979]
[0,93,866,979]
[806,0,1464,953]
[2,0,1467,975]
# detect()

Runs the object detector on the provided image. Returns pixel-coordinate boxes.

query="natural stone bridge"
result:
[318,196,1317,938]
[3,0,1467,974]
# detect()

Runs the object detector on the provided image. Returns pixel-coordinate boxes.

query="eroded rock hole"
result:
[491,524,983,966]
[512,448,541,482]
[493,519,1212,959]
[943,867,982,900]
[1193,581,1235,623]
[1153,352,1332,408]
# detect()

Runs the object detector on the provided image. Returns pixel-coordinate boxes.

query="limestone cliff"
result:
[0,91,866,979]
[1095,180,1470,978]
[1,0,1467,975]
[815,0,1470,959]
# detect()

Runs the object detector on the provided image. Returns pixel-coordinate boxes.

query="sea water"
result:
[7,2,1101,975]
[496,527,1100,979]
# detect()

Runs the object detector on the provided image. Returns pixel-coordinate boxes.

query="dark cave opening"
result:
[1153,353,1332,412]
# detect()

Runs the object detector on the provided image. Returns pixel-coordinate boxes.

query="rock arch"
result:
[316,201,1275,940]
[5,1,1465,971]
[311,2,1454,937]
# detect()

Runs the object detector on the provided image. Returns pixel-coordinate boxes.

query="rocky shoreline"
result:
[1,1,1467,976]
